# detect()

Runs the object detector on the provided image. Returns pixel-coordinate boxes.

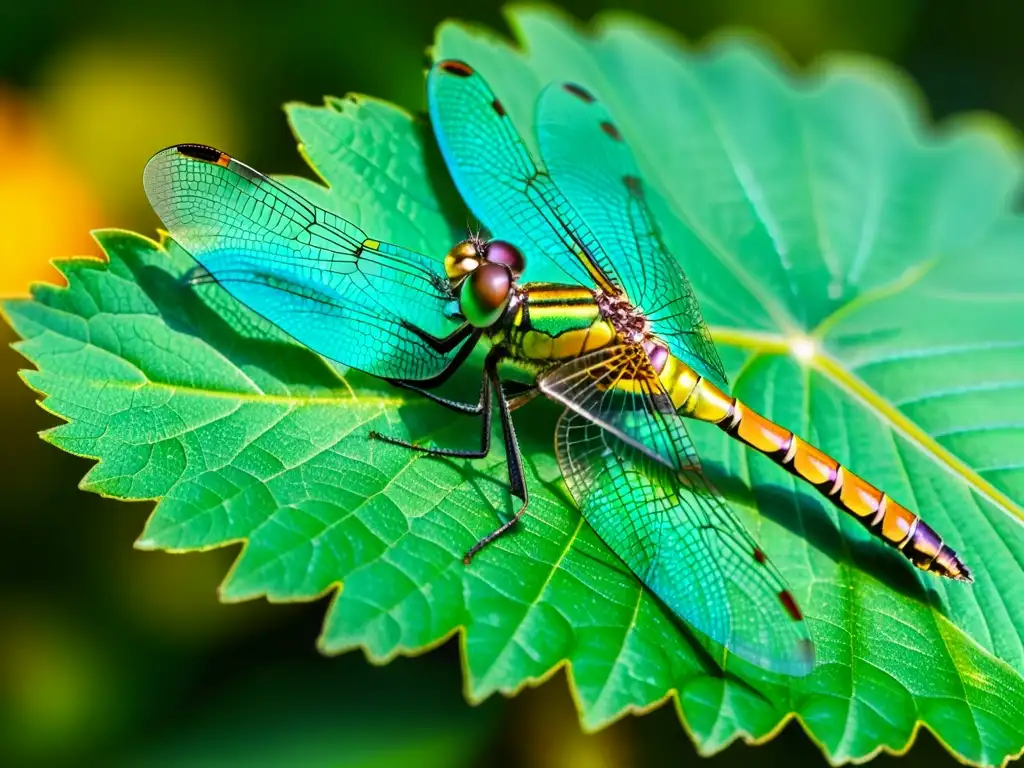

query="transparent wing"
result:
[539,345,699,473]
[555,406,814,676]
[427,60,618,291]
[144,144,463,380]
[536,82,727,388]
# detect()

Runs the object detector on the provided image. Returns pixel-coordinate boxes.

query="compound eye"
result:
[483,240,525,276]
[460,262,512,328]
[444,240,480,280]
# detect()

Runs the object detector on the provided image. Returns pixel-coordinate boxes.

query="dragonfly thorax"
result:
[595,289,649,344]
[443,237,526,282]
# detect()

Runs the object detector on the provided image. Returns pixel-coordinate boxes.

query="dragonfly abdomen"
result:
[668,363,972,582]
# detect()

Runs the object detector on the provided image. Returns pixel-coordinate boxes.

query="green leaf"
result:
[4,8,1023,767]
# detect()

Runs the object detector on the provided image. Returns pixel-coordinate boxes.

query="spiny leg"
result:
[369,357,494,458]
[462,353,529,564]
[505,385,541,411]
[383,325,484,415]
[388,385,486,416]
[372,349,530,563]
[388,378,537,416]
[403,320,476,354]
[384,321,533,416]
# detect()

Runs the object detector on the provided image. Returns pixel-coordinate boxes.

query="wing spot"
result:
[491,98,506,117]
[563,83,595,103]
[753,548,767,564]
[623,174,643,198]
[176,144,228,165]
[778,590,803,621]
[600,121,623,141]
[439,60,474,77]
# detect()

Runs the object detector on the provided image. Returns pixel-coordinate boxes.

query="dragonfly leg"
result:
[383,327,483,414]
[389,384,485,415]
[385,325,533,415]
[463,353,529,565]
[402,320,476,354]
[505,385,540,411]
[374,349,529,562]
[391,379,536,416]
[369,354,494,458]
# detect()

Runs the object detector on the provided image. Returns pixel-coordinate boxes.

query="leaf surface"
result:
[4,8,1024,766]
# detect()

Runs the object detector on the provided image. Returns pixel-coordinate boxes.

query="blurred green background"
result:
[0,1,1020,765]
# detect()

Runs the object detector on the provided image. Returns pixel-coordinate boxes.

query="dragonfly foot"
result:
[462,498,528,564]
[369,430,491,461]
[368,430,431,453]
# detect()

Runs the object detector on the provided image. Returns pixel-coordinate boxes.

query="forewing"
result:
[144,144,462,380]
[536,83,727,388]
[556,406,814,675]
[427,60,617,291]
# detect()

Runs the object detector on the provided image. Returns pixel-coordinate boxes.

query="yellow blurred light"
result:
[715,0,917,59]
[509,678,636,768]
[117,547,285,647]
[0,87,102,295]
[0,609,118,760]
[37,38,243,231]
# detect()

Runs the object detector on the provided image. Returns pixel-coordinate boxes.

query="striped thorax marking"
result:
[504,283,615,363]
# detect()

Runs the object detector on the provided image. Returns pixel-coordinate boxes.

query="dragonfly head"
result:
[444,239,483,282]
[445,239,525,328]
[444,238,525,281]
[460,262,514,328]
[481,240,525,276]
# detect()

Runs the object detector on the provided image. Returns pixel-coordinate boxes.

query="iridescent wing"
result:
[428,60,618,291]
[549,348,814,675]
[538,345,697,473]
[144,144,462,380]
[535,82,727,388]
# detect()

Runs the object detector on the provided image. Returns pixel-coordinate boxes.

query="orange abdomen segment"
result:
[676,374,971,582]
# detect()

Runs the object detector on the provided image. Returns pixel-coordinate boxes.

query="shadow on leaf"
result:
[131,252,348,393]
[704,462,931,604]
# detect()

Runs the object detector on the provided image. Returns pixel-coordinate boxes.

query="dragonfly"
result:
[144,58,971,676]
